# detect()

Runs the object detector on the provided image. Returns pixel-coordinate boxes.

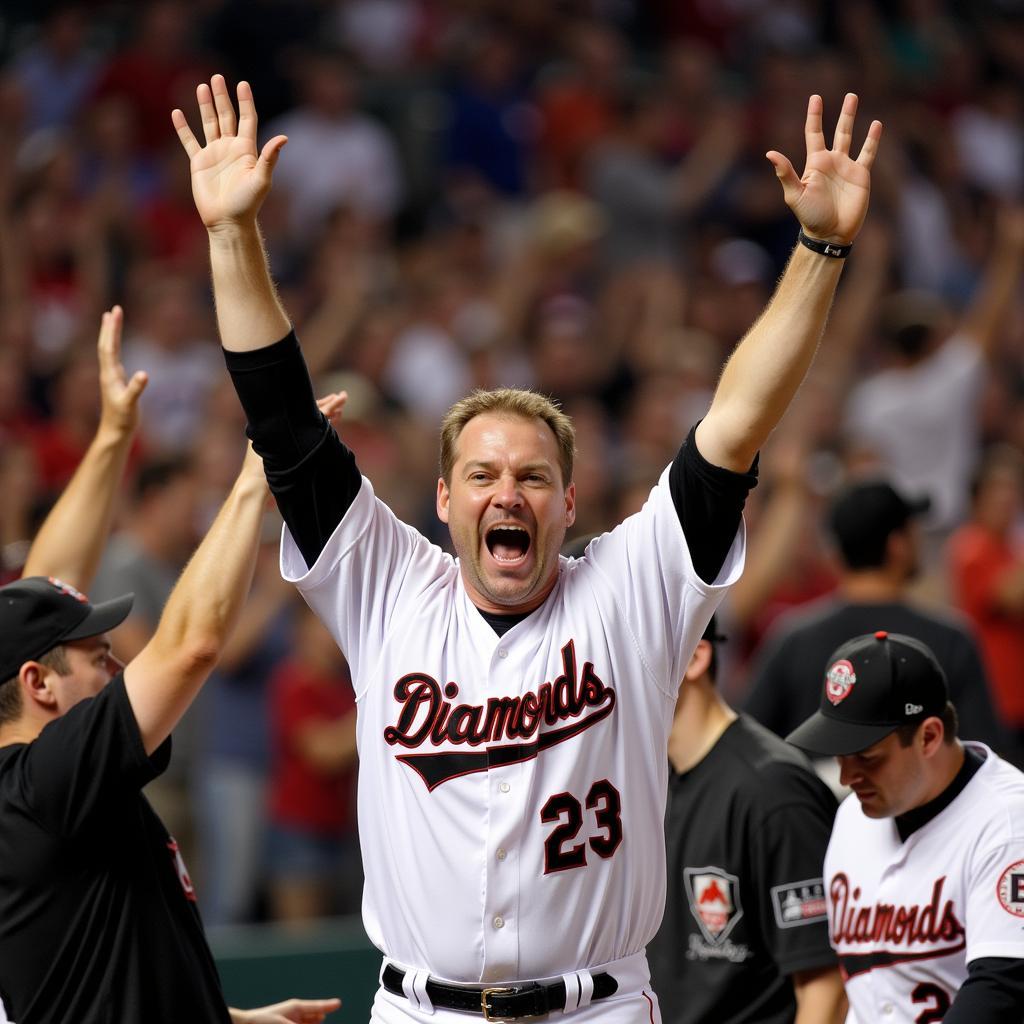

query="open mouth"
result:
[485,524,531,564]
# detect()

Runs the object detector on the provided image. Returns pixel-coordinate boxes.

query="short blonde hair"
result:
[439,388,576,486]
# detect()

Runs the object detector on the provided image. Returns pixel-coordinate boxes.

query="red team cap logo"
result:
[996,860,1024,917]
[825,659,857,706]
[684,867,744,944]
[46,577,88,603]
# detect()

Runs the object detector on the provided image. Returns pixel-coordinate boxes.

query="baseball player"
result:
[788,632,1024,1022]
[173,76,880,1023]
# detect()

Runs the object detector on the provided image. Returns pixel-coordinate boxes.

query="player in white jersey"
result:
[788,631,1024,1022]
[172,78,881,1023]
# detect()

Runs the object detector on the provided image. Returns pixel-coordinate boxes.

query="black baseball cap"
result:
[0,577,133,682]
[786,631,949,756]
[828,480,931,568]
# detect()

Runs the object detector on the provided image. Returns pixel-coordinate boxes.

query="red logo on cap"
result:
[825,659,857,705]
[47,577,88,603]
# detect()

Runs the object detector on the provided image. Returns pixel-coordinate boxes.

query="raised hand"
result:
[98,305,148,436]
[767,93,882,246]
[171,75,287,232]
[316,390,349,433]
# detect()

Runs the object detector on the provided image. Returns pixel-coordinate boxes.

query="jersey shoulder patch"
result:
[996,859,1024,918]
[771,879,827,929]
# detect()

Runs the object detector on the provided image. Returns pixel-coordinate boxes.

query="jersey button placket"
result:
[481,645,522,980]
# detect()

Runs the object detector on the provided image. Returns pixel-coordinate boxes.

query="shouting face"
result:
[437,413,575,615]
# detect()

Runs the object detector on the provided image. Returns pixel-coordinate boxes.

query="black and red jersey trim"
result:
[838,938,967,980]
[396,698,615,791]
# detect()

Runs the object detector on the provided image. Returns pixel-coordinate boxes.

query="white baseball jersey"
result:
[824,743,1024,1023]
[282,465,744,992]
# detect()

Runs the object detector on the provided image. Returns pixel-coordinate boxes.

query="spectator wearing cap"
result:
[649,616,845,1024]
[743,479,1007,760]
[787,631,1024,1022]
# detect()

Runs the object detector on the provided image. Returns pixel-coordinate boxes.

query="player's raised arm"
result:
[695,93,882,472]
[172,75,290,352]
[173,76,361,570]
[22,306,147,589]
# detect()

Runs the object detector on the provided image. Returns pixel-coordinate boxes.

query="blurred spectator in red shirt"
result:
[91,0,209,153]
[536,20,624,189]
[949,446,1024,735]
[268,604,359,925]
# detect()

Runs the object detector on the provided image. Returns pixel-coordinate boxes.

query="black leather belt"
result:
[382,964,618,1020]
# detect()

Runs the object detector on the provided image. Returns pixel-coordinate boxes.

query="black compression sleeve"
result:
[224,332,361,569]
[669,424,759,585]
[943,958,1024,1022]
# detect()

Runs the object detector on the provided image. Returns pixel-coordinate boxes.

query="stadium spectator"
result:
[948,447,1024,746]
[267,603,360,924]
[266,47,402,239]
[842,210,1024,533]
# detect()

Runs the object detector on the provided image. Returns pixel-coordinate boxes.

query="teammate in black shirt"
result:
[0,445,341,1024]
[744,480,1007,756]
[649,619,843,1024]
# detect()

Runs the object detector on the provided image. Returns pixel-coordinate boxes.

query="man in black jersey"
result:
[649,618,844,1024]
[172,77,881,1023]
[0,440,341,1023]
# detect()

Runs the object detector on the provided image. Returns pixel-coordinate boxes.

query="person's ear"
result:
[21,662,59,710]
[437,477,450,524]
[683,639,713,683]
[919,716,945,758]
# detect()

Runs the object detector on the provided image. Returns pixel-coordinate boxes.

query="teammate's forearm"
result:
[21,424,134,590]
[792,966,847,1024]
[696,244,843,471]
[208,223,291,352]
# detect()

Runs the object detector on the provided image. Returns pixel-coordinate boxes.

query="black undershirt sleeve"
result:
[223,332,362,570]
[944,958,1024,1022]
[669,424,759,585]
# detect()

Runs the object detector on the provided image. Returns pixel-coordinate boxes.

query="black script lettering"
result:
[383,639,615,750]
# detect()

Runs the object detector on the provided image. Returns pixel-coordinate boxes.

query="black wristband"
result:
[798,229,852,259]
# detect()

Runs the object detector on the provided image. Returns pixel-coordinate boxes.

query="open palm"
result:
[97,305,148,434]
[767,93,882,245]
[172,75,287,230]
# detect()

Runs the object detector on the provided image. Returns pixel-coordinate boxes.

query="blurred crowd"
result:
[0,0,1022,928]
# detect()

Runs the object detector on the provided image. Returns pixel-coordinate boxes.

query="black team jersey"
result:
[0,675,231,1024]
[649,715,837,1024]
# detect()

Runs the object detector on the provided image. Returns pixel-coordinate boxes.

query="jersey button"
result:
[493,915,505,929]
[499,782,511,794]
[497,649,508,659]
[496,848,507,861]
[881,1004,893,1015]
